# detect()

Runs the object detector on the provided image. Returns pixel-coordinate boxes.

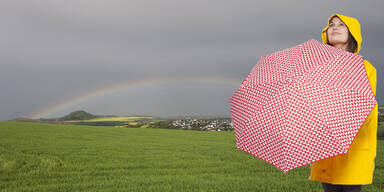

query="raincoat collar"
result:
[321,14,362,54]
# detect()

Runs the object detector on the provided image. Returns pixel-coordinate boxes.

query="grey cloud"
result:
[0,0,383,120]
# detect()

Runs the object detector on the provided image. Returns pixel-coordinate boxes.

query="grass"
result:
[0,121,383,192]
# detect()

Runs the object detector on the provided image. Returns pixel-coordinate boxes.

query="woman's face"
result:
[326,16,349,47]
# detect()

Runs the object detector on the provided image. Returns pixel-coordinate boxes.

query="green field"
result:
[0,121,383,192]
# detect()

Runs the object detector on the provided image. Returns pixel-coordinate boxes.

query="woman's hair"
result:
[325,16,358,53]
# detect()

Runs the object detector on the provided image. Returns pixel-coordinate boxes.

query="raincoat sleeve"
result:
[371,66,377,96]
[364,60,378,160]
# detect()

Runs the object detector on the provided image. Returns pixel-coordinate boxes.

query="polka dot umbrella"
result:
[228,39,377,173]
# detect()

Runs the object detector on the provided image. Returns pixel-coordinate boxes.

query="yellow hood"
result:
[321,14,362,54]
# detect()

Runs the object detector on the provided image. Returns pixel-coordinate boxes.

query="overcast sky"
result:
[1,0,383,120]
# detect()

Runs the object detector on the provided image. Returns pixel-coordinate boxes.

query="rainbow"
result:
[30,75,242,119]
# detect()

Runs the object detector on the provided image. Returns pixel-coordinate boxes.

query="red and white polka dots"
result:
[229,39,377,173]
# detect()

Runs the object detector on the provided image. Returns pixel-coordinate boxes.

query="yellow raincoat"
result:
[309,14,378,185]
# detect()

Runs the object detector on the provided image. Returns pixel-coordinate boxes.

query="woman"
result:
[308,14,378,192]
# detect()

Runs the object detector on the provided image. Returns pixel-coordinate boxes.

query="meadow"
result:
[0,121,383,192]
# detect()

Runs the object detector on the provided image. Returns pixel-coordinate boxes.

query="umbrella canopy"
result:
[228,39,377,173]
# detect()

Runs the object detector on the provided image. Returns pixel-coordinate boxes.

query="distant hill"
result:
[59,110,100,121]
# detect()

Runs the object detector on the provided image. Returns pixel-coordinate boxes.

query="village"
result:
[169,118,233,131]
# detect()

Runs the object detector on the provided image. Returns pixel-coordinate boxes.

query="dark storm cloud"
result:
[0,0,383,120]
